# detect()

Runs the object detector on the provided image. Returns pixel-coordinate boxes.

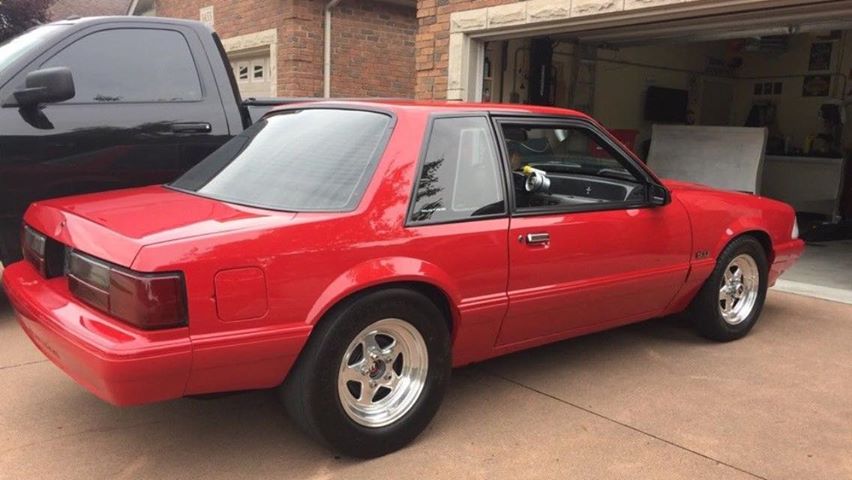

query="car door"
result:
[0,23,231,231]
[494,117,692,346]
[405,114,512,363]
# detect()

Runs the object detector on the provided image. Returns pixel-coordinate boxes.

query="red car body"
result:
[2,101,803,406]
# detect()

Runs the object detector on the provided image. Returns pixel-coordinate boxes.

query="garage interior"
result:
[481,5,852,303]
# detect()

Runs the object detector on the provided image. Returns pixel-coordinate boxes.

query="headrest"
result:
[503,127,528,142]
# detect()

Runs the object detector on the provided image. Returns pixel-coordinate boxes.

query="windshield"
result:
[171,109,392,211]
[0,25,67,72]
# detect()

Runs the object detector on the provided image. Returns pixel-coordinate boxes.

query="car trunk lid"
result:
[24,185,295,268]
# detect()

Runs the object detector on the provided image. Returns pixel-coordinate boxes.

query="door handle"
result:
[171,122,212,133]
[524,232,550,245]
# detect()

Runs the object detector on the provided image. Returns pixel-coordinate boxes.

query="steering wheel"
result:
[522,166,551,193]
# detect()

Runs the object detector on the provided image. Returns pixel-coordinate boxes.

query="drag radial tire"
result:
[280,288,451,458]
[689,236,769,342]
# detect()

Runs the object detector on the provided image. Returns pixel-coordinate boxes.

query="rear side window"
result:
[171,109,392,211]
[408,117,505,225]
[42,28,202,103]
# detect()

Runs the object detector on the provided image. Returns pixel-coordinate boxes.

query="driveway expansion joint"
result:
[482,368,769,480]
[0,359,48,371]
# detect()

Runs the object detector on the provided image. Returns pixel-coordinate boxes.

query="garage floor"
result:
[1,290,849,480]
[773,240,852,304]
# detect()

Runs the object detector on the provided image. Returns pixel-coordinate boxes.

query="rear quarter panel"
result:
[131,109,510,394]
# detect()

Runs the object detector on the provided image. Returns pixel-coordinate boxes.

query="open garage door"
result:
[558,1,852,46]
[480,0,852,303]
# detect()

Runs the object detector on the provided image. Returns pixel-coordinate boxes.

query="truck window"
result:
[42,28,202,103]
[0,25,68,72]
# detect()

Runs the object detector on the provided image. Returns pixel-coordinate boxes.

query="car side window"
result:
[409,117,505,225]
[501,123,647,211]
[42,28,202,103]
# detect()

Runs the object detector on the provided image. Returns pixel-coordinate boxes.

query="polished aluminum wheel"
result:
[718,254,760,325]
[338,318,428,428]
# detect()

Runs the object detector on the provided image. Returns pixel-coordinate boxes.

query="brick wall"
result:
[156,0,294,93]
[330,1,416,97]
[156,0,416,98]
[415,0,516,100]
[283,0,324,97]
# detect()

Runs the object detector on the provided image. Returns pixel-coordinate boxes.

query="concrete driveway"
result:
[0,290,849,480]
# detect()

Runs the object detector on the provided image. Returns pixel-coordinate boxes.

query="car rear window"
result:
[170,109,392,211]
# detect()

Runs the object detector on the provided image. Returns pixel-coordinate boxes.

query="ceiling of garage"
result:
[548,1,852,47]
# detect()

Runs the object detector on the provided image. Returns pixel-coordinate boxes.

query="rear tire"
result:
[689,236,769,342]
[280,288,451,458]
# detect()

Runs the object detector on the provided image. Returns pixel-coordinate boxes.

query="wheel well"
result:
[739,230,774,263]
[320,281,456,336]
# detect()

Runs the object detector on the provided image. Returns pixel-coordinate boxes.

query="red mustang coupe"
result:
[3,101,803,457]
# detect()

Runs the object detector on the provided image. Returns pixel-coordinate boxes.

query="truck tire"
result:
[280,288,451,458]
[689,236,769,342]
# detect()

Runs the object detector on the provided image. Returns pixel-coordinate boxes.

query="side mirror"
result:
[649,183,671,206]
[6,67,75,108]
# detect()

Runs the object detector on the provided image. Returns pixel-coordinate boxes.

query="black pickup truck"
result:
[0,16,290,265]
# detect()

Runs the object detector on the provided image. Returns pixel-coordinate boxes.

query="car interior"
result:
[502,125,648,209]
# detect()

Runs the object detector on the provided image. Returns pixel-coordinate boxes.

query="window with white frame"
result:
[252,61,265,82]
[230,53,270,98]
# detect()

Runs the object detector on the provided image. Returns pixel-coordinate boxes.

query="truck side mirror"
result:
[5,67,75,108]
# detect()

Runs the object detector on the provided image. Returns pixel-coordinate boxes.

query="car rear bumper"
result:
[769,238,805,286]
[2,261,192,406]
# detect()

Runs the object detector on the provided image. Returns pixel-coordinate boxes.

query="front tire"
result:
[280,288,451,458]
[689,236,769,342]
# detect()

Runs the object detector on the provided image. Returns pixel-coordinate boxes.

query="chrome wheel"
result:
[337,318,428,428]
[718,254,760,325]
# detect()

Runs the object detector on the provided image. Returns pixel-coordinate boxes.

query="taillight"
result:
[22,225,64,277]
[109,269,186,330]
[22,225,47,275]
[67,250,187,330]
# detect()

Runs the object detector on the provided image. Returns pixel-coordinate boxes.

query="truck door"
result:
[0,23,231,260]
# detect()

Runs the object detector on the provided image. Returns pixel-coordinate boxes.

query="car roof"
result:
[268,99,592,119]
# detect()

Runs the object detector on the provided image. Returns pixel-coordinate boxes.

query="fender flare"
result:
[304,256,462,328]
[711,217,774,261]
